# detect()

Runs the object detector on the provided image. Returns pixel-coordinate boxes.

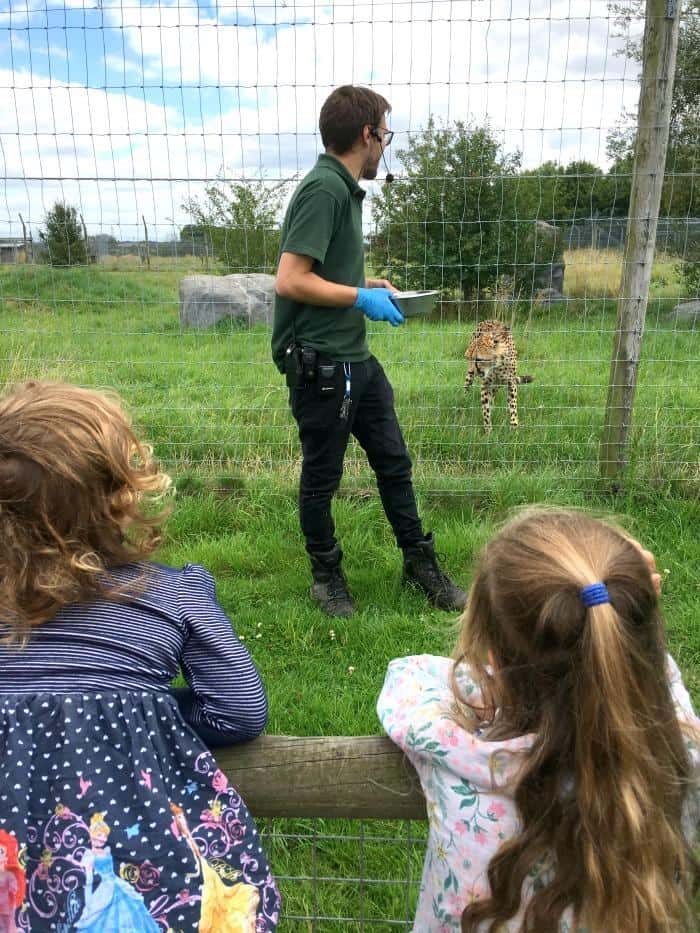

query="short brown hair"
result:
[0,381,171,644]
[319,85,391,155]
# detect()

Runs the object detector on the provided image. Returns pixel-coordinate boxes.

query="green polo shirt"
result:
[271,154,370,371]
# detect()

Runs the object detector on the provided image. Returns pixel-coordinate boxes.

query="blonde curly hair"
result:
[0,381,171,645]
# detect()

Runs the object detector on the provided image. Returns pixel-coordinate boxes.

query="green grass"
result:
[1,260,699,928]
[0,262,697,493]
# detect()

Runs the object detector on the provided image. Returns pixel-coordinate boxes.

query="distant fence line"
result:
[81,217,700,261]
[2,216,698,267]
[561,217,700,253]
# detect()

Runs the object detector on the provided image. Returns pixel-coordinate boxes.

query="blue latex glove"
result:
[355,287,404,326]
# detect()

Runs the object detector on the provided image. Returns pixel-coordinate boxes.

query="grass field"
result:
[1,255,699,928]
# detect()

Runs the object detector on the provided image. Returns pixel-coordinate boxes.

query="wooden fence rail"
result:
[215,735,427,821]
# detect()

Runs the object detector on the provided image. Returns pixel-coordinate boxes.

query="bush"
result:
[39,202,89,266]
[678,247,700,297]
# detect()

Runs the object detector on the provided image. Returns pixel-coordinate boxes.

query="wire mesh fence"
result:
[259,820,427,930]
[1,0,698,495]
[0,0,697,927]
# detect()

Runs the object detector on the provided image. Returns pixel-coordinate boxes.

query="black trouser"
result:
[289,354,424,555]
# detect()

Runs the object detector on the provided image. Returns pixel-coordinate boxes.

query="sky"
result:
[0,0,644,240]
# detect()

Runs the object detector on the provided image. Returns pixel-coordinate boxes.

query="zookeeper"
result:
[272,84,467,619]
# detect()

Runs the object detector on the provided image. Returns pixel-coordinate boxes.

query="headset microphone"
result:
[381,149,394,184]
[370,128,394,183]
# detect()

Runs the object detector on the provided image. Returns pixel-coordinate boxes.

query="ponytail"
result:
[458,508,699,933]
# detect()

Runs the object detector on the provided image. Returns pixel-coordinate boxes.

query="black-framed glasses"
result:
[371,126,394,146]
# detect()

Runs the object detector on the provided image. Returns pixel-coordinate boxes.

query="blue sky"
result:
[0,0,642,239]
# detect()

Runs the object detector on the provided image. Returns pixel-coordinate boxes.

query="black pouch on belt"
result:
[318,362,337,395]
[284,344,303,388]
[301,346,318,382]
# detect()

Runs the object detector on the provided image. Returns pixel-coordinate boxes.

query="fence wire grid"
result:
[260,821,427,930]
[0,0,698,498]
[0,0,698,928]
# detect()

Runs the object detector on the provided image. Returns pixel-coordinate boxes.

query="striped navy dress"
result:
[0,562,280,933]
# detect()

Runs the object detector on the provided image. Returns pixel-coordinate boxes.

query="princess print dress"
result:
[0,563,281,933]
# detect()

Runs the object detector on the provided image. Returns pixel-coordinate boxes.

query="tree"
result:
[39,202,88,266]
[182,177,291,273]
[516,160,616,222]
[370,119,563,298]
[607,0,698,221]
[608,0,699,287]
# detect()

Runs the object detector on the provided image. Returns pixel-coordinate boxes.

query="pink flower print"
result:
[212,769,229,794]
[140,769,153,790]
[228,820,245,843]
[487,802,507,820]
[77,777,92,798]
[435,722,460,747]
[202,799,223,823]
[446,892,465,915]
[474,830,489,845]
[54,803,75,820]
[455,821,468,835]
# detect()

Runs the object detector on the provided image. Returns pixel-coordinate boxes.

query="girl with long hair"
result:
[378,508,700,932]
[0,381,279,932]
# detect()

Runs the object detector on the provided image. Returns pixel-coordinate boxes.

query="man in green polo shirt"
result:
[272,85,466,618]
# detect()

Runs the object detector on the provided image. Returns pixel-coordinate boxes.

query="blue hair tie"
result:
[580,582,610,608]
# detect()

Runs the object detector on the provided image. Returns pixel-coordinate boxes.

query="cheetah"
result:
[464,320,533,432]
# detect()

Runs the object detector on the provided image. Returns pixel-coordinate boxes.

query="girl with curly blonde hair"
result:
[0,382,279,932]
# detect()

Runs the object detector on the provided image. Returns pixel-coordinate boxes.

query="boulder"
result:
[668,300,700,324]
[179,273,276,329]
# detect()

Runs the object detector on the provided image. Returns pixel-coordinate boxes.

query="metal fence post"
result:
[600,0,681,484]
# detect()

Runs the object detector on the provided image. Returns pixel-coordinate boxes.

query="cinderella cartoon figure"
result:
[74,812,159,933]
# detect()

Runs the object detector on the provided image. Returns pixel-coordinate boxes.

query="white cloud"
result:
[0,0,644,237]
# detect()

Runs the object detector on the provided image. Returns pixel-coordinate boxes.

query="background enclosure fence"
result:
[0,0,697,497]
[0,0,698,922]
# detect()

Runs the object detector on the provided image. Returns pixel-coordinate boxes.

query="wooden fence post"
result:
[142,215,151,268]
[600,0,681,484]
[79,212,89,263]
[18,213,28,263]
[215,735,427,821]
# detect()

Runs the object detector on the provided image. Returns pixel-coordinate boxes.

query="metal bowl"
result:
[390,290,439,317]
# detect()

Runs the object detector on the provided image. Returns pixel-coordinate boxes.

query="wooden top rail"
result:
[215,735,428,820]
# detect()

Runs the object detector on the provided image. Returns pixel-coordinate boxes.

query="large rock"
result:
[179,273,276,329]
[668,300,700,324]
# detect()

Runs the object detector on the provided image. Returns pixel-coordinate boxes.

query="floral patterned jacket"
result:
[377,653,700,933]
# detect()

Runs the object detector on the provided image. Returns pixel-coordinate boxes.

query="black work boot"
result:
[309,546,356,618]
[402,534,468,612]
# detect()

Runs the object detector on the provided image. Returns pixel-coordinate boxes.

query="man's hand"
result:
[365,277,399,292]
[622,534,663,596]
[355,287,404,326]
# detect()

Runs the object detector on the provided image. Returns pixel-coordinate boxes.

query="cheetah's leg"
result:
[464,363,475,389]
[481,386,495,433]
[507,379,519,428]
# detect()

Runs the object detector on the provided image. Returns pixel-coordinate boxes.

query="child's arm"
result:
[667,654,700,759]
[176,564,268,745]
[377,654,476,764]
[666,654,700,842]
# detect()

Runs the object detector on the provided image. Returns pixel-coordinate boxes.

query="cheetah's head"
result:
[465,332,508,377]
